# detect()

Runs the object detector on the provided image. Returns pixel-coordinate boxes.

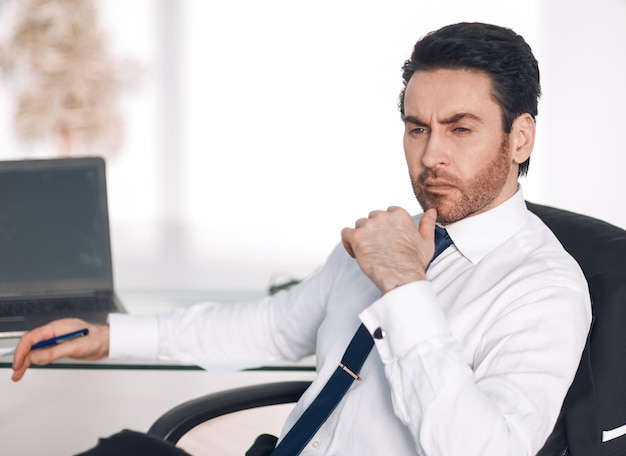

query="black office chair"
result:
[527,203,626,456]
[149,203,626,456]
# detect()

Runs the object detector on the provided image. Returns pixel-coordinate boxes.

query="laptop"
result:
[0,156,126,334]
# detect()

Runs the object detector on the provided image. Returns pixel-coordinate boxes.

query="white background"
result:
[1,0,625,292]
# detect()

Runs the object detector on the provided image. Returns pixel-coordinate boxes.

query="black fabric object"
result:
[528,202,626,456]
[271,226,453,455]
[74,429,191,456]
[246,434,279,456]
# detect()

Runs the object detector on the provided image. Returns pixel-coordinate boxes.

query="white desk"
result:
[0,367,315,455]
[0,290,316,455]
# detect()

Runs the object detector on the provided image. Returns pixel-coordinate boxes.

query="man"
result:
[11,22,591,455]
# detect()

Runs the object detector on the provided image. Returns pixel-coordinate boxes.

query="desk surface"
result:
[0,367,315,455]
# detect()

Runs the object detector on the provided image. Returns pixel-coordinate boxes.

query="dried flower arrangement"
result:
[0,0,128,156]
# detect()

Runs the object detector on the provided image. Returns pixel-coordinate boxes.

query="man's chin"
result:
[418,197,453,222]
[424,202,466,225]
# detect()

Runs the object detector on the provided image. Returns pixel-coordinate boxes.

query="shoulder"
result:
[508,212,588,289]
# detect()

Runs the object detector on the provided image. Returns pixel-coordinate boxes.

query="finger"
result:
[12,325,58,373]
[386,206,412,224]
[11,356,31,382]
[418,208,438,240]
[367,209,384,218]
[28,339,84,365]
[341,227,355,258]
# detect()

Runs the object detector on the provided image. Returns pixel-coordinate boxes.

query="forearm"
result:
[108,298,301,370]
[156,297,309,371]
[108,274,329,371]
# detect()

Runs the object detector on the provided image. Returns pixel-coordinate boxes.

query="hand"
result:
[11,318,110,382]
[341,207,438,293]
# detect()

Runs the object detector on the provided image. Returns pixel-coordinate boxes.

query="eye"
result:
[453,127,471,134]
[410,126,428,135]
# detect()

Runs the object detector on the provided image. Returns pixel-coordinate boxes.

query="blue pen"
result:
[1,328,89,357]
[30,328,89,350]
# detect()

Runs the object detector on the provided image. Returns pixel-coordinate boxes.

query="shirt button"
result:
[311,440,320,449]
[373,327,385,339]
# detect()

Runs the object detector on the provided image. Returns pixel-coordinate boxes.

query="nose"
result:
[420,132,449,169]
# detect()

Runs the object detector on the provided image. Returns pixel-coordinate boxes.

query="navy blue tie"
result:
[433,225,453,262]
[271,225,453,455]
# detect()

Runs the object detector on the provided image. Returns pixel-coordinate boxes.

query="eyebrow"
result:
[401,112,484,126]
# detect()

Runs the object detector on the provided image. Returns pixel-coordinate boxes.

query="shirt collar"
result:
[443,188,529,265]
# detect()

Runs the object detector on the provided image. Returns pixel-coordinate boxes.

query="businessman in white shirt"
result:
[11,22,591,456]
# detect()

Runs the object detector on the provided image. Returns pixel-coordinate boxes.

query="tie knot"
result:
[433,225,453,260]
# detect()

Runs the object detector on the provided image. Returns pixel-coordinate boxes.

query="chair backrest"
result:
[528,202,626,455]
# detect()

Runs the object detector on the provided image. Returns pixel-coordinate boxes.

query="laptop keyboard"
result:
[0,295,116,318]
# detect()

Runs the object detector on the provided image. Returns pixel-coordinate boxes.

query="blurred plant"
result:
[0,0,136,156]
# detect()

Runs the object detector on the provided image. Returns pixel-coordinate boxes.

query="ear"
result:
[510,113,535,165]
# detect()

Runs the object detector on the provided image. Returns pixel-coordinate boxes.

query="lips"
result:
[422,179,457,192]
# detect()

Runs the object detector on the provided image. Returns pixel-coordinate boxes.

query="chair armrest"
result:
[148,381,312,443]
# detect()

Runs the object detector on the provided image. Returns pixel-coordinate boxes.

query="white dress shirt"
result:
[109,189,592,455]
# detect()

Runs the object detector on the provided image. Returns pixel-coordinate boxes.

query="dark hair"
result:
[399,22,540,176]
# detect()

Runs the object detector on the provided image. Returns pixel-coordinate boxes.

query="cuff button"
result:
[373,327,385,340]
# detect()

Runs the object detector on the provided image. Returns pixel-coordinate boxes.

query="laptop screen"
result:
[0,157,114,296]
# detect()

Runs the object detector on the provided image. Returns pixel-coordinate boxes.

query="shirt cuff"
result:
[359,281,451,363]
[107,313,160,360]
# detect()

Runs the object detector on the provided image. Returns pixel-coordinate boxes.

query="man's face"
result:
[403,69,521,224]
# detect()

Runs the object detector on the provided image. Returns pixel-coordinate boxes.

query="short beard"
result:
[412,135,512,224]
